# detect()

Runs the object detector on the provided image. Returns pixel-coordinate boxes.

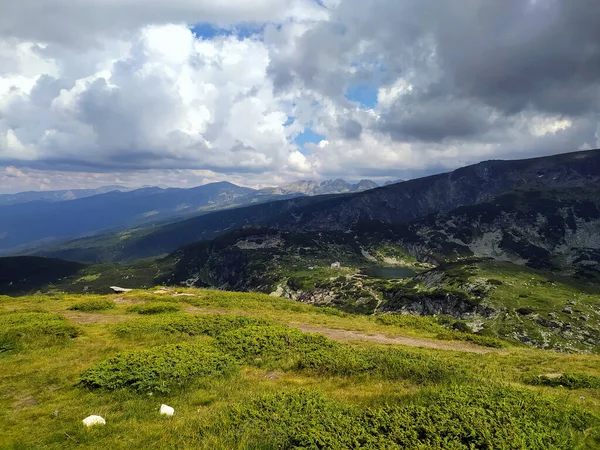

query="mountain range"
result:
[28,149,600,265]
[0,178,380,254]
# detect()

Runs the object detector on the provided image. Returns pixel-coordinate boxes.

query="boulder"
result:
[82,415,106,427]
[160,404,175,416]
[110,286,133,293]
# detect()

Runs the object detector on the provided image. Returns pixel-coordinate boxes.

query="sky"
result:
[1,0,599,193]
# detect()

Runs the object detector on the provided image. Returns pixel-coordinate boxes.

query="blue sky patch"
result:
[345,82,379,109]
[190,23,263,40]
[295,128,326,151]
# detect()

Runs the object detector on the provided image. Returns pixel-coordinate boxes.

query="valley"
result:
[2,150,600,448]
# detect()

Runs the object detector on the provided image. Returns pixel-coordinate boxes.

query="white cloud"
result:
[0,25,304,176]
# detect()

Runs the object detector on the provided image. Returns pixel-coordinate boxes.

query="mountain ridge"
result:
[28,148,600,263]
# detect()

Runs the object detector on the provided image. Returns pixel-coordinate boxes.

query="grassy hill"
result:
[1,287,600,449]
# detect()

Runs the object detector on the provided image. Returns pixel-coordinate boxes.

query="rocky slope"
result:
[394,186,600,278]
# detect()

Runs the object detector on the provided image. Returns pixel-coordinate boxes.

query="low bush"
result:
[68,298,116,311]
[524,373,600,389]
[79,343,236,393]
[127,302,181,315]
[516,306,535,316]
[216,325,333,365]
[113,314,269,337]
[436,330,506,349]
[0,311,79,352]
[298,346,462,384]
[217,324,462,384]
[204,385,596,449]
[374,314,444,333]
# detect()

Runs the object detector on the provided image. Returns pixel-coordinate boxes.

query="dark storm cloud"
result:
[432,0,600,116]
[269,0,600,145]
[378,96,502,142]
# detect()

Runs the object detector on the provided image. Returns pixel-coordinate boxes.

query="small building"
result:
[331,262,341,269]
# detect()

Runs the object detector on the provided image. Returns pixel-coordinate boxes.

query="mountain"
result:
[384,179,405,186]
[151,186,600,294]
[0,185,129,206]
[0,181,255,253]
[389,186,600,277]
[31,149,600,263]
[259,179,378,196]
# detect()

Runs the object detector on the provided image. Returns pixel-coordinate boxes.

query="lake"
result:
[361,266,416,279]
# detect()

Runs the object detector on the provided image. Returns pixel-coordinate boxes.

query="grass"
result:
[0,287,599,449]
[80,343,237,393]
[0,311,79,353]
[127,302,181,315]
[68,298,116,312]
[199,386,596,449]
[524,373,600,390]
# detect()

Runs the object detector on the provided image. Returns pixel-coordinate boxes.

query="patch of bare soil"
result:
[295,325,499,354]
[12,396,38,411]
[112,296,143,305]
[61,311,129,324]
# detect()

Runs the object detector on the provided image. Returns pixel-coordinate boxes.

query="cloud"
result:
[1,0,599,191]
[0,0,326,47]
[0,25,314,177]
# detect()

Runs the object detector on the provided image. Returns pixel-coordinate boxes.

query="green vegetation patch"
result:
[299,346,462,384]
[205,386,597,449]
[0,311,79,352]
[79,343,236,393]
[524,373,600,390]
[67,298,116,311]
[113,314,269,337]
[127,301,181,315]
[374,313,445,333]
[436,330,507,349]
[216,325,332,365]
[217,324,462,384]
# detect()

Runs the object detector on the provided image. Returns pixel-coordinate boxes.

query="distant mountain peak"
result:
[260,179,379,196]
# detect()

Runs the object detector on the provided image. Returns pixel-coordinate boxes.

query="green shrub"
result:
[127,302,181,315]
[217,324,461,384]
[79,343,236,393]
[205,386,596,449]
[68,298,116,311]
[516,306,535,316]
[374,314,444,333]
[297,345,374,376]
[216,325,333,365]
[298,346,461,384]
[524,373,600,389]
[436,330,506,348]
[0,311,79,352]
[113,314,269,337]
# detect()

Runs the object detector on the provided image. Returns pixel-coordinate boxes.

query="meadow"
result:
[1,287,599,449]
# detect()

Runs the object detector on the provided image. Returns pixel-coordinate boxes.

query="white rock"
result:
[82,415,106,427]
[160,404,175,416]
[110,286,133,293]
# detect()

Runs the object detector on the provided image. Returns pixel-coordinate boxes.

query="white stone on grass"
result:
[160,404,175,416]
[82,415,106,427]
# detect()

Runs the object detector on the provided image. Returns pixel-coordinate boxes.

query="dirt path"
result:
[295,324,498,354]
